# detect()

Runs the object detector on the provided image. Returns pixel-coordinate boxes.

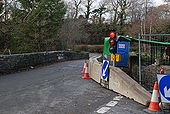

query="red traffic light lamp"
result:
[110,39,114,46]
[110,32,115,38]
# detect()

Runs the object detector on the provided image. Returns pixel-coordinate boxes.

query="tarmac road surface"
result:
[0,54,147,114]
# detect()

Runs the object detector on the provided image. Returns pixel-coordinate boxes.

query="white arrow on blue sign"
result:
[102,60,109,81]
[157,74,170,103]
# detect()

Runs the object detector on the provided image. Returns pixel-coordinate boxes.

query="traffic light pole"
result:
[113,54,116,67]
[109,31,118,67]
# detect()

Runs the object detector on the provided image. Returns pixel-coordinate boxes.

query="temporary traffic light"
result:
[109,31,117,54]
[110,32,115,38]
[165,47,170,56]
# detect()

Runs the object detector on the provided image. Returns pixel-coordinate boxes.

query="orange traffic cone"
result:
[81,60,87,73]
[148,82,160,112]
[158,90,161,103]
[82,62,91,79]
[160,67,164,74]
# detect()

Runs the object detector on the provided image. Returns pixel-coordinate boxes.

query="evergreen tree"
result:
[9,0,66,53]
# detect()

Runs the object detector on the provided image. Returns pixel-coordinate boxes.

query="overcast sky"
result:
[90,0,166,21]
[153,0,165,6]
[91,0,166,10]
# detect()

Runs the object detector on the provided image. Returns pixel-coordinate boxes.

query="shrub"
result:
[74,45,104,53]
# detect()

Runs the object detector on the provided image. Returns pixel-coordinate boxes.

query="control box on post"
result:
[115,41,130,67]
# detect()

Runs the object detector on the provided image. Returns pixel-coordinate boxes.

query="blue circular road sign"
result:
[159,75,170,101]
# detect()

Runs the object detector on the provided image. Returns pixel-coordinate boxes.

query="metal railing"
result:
[137,34,170,90]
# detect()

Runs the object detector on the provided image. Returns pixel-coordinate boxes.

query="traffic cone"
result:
[81,60,87,73]
[158,68,163,103]
[82,62,91,79]
[160,67,164,74]
[148,82,160,112]
[158,90,161,103]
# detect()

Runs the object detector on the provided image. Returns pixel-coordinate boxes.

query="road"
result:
[0,54,147,114]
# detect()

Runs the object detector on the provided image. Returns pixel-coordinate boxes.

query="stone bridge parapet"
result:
[0,51,89,74]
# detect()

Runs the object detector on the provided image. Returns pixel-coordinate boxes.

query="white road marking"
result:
[96,107,111,114]
[106,101,118,107]
[96,96,123,113]
[113,96,123,101]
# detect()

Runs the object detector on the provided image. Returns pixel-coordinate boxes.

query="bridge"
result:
[0,53,149,114]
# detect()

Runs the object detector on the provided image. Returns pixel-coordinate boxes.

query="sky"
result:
[92,0,166,22]
[91,0,166,10]
[153,0,165,6]
[96,0,165,5]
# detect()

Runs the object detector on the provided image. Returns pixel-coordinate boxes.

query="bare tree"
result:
[0,0,3,21]
[92,1,107,24]
[164,0,170,2]
[73,0,82,19]
[108,0,130,34]
[4,0,7,21]
[118,0,131,29]
[58,19,89,49]
[128,0,143,23]
[65,1,74,19]
[111,1,119,24]
[84,0,94,20]
[65,0,82,19]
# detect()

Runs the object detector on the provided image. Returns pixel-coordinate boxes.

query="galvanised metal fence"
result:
[138,34,170,90]
[129,34,170,91]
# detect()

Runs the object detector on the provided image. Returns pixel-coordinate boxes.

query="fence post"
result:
[139,34,142,85]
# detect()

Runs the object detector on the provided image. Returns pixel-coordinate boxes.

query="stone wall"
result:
[0,51,89,74]
[141,64,170,91]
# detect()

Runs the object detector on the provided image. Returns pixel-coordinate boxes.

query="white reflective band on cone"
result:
[85,66,88,73]
[84,63,86,68]
[151,90,159,102]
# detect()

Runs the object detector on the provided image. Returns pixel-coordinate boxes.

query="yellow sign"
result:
[111,54,116,61]
[116,54,121,62]
[111,54,121,67]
